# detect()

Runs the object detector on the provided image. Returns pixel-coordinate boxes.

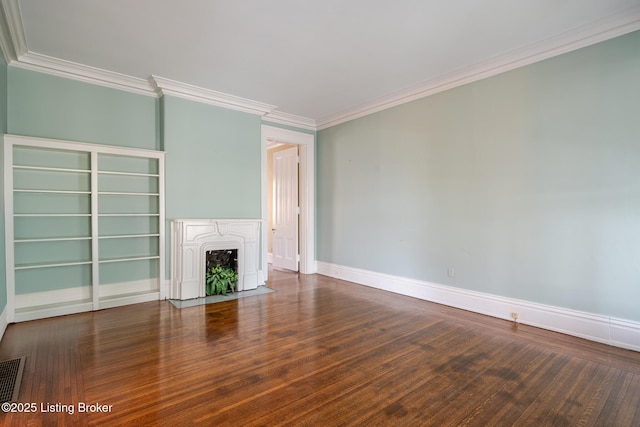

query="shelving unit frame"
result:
[4,134,165,322]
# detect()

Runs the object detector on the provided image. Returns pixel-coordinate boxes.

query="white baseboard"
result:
[267,252,273,264]
[162,279,171,299]
[15,279,159,308]
[13,279,161,322]
[316,261,640,352]
[0,305,7,343]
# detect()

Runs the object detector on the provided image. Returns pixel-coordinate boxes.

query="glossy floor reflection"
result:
[0,268,639,426]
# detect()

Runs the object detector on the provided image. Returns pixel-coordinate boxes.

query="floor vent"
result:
[0,357,26,403]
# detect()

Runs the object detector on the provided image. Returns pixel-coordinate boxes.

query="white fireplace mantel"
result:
[170,219,262,300]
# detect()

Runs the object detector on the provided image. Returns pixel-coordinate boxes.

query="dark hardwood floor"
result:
[1,269,639,426]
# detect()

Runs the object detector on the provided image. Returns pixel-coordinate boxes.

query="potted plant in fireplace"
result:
[206,265,238,296]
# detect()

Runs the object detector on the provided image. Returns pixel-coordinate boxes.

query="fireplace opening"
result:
[205,249,239,296]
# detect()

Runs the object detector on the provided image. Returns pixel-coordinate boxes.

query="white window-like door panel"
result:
[272,146,298,271]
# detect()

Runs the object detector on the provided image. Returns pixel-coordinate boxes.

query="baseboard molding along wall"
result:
[13,279,161,322]
[316,261,640,352]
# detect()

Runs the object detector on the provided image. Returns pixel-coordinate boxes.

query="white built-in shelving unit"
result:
[4,135,165,322]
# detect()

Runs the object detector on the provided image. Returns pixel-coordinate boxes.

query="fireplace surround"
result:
[170,219,262,300]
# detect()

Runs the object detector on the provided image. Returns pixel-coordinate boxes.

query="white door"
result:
[272,146,299,271]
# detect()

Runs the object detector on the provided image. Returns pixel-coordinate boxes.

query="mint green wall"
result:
[163,95,262,219]
[8,68,159,149]
[163,96,262,277]
[5,70,265,290]
[5,68,161,294]
[317,31,640,322]
[0,54,7,312]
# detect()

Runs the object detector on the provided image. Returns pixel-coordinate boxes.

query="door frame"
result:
[261,125,315,281]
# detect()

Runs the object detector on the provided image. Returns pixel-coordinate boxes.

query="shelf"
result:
[14,213,92,217]
[15,189,91,196]
[13,165,90,174]
[99,255,160,264]
[15,260,92,270]
[98,170,160,178]
[98,234,160,240]
[7,138,165,319]
[98,192,160,196]
[98,213,160,217]
[15,236,91,243]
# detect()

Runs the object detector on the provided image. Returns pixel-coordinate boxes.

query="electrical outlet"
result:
[447,267,455,278]
[511,312,519,322]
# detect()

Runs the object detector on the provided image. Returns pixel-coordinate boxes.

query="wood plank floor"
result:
[1,269,639,426]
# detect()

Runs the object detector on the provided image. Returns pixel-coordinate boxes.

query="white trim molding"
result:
[12,279,161,322]
[316,7,640,130]
[263,111,317,131]
[170,219,262,300]
[150,75,276,116]
[0,0,17,62]
[13,52,156,97]
[2,0,638,130]
[0,305,7,343]
[261,125,316,281]
[1,0,25,60]
[316,261,640,352]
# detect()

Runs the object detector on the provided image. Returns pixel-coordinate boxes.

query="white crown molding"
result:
[1,0,637,127]
[263,110,317,131]
[150,75,277,116]
[0,3,15,62]
[317,7,640,130]
[12,51,157,97]
[2,0,25,59]
[316,261,640,352]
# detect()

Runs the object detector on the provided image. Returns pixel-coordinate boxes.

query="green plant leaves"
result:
[205,265,238,296]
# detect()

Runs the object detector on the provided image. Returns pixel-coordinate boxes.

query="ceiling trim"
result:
[150,75,277,116]
[0,0,156,96]
[2,0,25,59]
[0,7,15,62]
[13,51,157,97]
[0,0,318,126]
[262,111,317,131]
[316,7,640,130]
[1,1,638,131]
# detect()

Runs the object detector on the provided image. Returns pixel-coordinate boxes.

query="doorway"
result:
[268,143,298,271]
[261,125,315,282]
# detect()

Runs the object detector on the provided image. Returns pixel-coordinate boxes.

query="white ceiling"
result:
[4,0,640,127]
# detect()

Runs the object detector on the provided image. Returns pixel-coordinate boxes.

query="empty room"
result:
[0,1,639,425]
